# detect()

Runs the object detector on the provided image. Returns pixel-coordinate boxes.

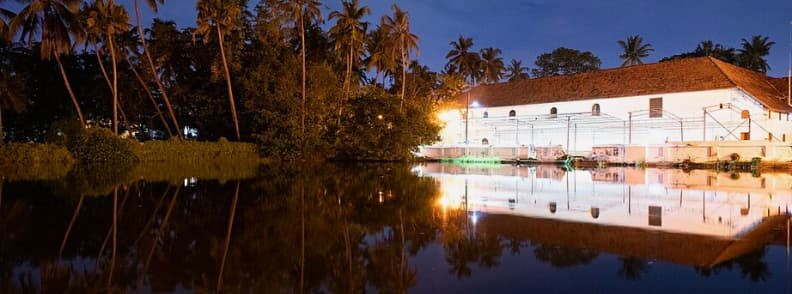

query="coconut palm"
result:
[445,36,480,85]
[364,26,396,85]
[480,47,504,84]
[0,1,14,43]
[505,59,529,82]
[737,35,775,73]
[283,0,323,138]
[195,0,242,140]
[695,40,736,63]
[11,0,86,126]
[133,0,181,138]
[83,0,129,135]
[381,4,419,110]
[618,35,653,67]
[117,28,173,136]
[329,0,369,98]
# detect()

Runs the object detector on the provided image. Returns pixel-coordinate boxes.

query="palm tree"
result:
[0,0,14,43]
[618,35,653,67]
[505,59,529,82]
[329,0,369,99]
[283,0,323,138]
[195,0,242,140]
[737,35,775,73]
[133,0,182,138]
[695,40,736,63]
[364,26,397,86]
[117,28,173,136]
[11,0,86,126]
[445,36,480,85]
[381,4,419,110]
[480,47,504,84]
[83,0,129,135]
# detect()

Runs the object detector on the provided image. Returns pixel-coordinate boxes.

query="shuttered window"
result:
[649,98,663,118]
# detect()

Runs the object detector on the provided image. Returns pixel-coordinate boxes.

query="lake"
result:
[1,163,790,293]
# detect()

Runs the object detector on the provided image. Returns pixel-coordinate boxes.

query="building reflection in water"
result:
[420,163,792,267]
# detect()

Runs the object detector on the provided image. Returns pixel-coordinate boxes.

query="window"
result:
[592,104,601,116]
[741,110,750,119]
[481,138,489,145]
[649,97,663,118]
[550,107,558,118]
[483,111,489,118]
[509,110,516,117]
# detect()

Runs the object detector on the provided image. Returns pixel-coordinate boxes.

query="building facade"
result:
[426,57,792,162]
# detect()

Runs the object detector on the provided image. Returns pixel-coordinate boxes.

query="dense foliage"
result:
[0,0,445,161]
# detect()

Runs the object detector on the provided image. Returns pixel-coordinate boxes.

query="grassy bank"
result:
[0,138,264,184]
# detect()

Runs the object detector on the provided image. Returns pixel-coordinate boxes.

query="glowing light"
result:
[377,114,384,120]
[437,110,461,123]
[470,101,480,108]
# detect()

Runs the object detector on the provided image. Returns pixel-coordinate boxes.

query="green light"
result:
[441,156,503,166]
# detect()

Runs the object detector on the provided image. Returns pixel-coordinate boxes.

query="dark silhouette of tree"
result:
[505,59,529,82]
[617,257,649,281]
[618,35,653,66]
[479,47,504,84]
[737,35,775,73]
[445,36,481,84]
[532,47,601,77]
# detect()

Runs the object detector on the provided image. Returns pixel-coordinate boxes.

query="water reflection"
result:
[0,163,790,293]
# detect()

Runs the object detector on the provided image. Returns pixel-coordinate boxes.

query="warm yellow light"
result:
[437,110,461,123]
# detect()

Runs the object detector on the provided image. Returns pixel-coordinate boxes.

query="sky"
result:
[8,0,792,76]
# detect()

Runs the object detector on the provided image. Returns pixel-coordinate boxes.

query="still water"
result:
[1,163,791,293]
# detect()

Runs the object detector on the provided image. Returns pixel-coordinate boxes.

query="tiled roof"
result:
[454,57,792,112]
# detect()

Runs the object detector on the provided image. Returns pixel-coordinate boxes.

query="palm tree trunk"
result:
[125,55,173,137]
[134,0,181,138]
[300,12,306,139]
[217,181,240,293]
[107,188,118,289]
[109,37,119,135]
[217,27,240,141]
[54,54,86,126]
[0,106,3,142]
[400,44,406,111]
[96,50,113,93]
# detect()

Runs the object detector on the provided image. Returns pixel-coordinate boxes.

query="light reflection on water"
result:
[0,163,790,293]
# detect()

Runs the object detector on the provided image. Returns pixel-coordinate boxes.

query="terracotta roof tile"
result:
[454,57,792,112]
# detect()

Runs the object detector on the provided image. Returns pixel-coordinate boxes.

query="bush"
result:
[68,128,138,169]
[0,143,74,180]
[134,139,261,164]
[730,153,741,161]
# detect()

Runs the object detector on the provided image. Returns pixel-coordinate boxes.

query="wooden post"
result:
[680,120,684,142]
[566,116,571,152]
[703,109,707,141]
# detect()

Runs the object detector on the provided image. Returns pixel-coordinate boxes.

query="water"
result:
[1,163,790,293]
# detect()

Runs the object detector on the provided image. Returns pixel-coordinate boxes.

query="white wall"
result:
[436,88,792,151]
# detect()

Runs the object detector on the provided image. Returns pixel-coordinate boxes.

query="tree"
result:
[0,0,14,43]
[737,35,775,73]
[133,0,182,138]
[532,47,601,77]
[505,59,529,82]
[479,47,504,84]
[283,0,323,139]
[445,36,480,84]
[329,0,368,125]
[659,40,736,64]
[364,26,396,85]
[83,0,130,135]
[10,0,86,126]
[618,35,653,67]
[381,4,419,110]
[195,0,243,140]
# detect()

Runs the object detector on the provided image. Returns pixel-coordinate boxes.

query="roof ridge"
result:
[705,57,740,88]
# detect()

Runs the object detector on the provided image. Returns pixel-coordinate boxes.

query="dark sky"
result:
[10,0,792,76]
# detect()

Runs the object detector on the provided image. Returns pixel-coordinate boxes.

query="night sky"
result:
[9,0,792,77]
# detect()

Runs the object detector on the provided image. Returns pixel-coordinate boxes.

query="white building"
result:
[427,57,792,162]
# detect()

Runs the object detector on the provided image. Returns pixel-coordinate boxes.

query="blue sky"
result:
[8,0,792,76]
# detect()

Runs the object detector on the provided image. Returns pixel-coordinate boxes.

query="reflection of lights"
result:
[470,211,479,225]
[377,114,384,120]
[379,191,384,203]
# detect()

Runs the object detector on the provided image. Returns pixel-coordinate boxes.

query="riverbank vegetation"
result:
[0,0,450,162]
